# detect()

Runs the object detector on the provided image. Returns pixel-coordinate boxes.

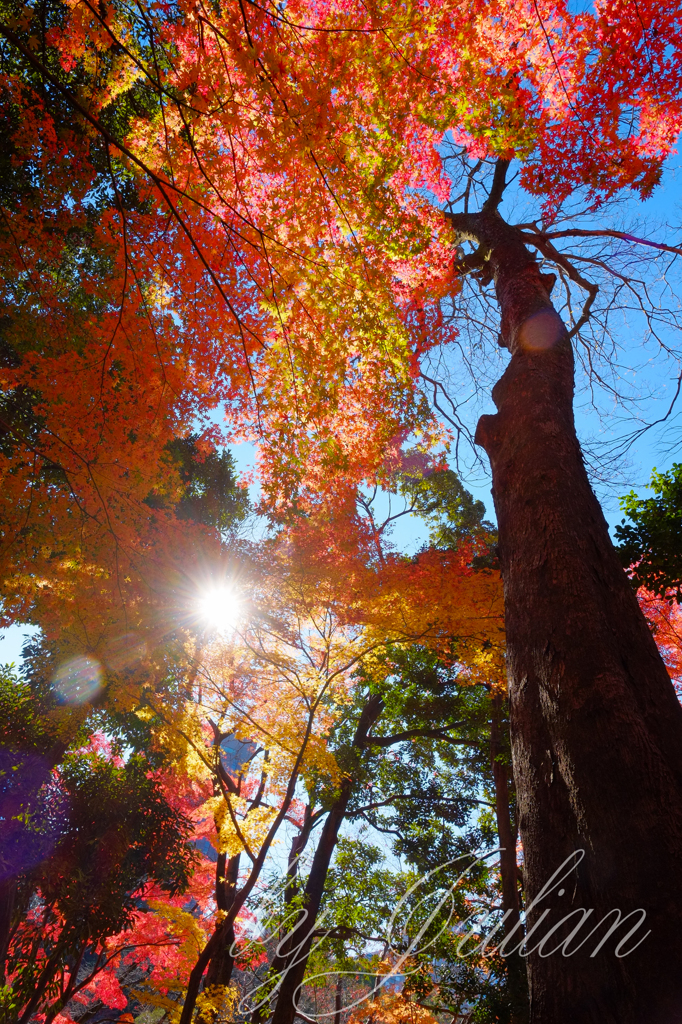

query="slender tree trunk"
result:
[333,975,343,1024]
[251,809,315,1024]
[452,199,682,1023]
[0,876,16,979]
[490,693,528,1024]
[268,797,348,1024]
[268,694,384,1024]
[204,852,241,990]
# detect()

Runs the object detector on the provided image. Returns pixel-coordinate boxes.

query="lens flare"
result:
[197,585,241,634]
[52,655,103,704]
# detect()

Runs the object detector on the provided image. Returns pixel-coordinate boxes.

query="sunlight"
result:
[196,585,242,634]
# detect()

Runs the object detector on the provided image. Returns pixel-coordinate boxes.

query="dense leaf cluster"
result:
[616,464,682,601]
[0,667,195,1024]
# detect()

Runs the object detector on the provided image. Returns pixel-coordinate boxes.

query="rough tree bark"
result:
[448,163,682,1024]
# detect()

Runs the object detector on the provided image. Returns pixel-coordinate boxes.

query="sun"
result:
[196,585,242,634]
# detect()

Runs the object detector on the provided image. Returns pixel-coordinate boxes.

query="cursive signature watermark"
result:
[231,848,650,1019]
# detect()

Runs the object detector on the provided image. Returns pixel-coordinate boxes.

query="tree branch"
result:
[362,727,478,748]
[482,159,510,214]
[536,228,682,257]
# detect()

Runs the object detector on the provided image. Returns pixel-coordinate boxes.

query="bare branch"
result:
[538,228,682,258]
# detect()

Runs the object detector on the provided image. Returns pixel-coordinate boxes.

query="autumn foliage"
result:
[2,0,682,639]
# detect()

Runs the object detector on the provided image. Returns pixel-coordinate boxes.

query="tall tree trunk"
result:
[451,197,682,1024]
[489,692,528,1024]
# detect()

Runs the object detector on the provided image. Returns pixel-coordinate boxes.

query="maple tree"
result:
[637,589,682,697]
[0,0,256,663]
[2,0,682,1022]
[0,462,493,1024]
[143,516,503,1024]
[127,575,515,1024]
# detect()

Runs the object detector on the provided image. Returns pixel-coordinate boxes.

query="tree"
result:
[616,466,682,692]
[0,0,253,654]
[0,679,196,1024]
[636,590,682,698]
[616,463,682,601]
[191,485,510,1024]
[331,646,526,1024]
[196,532,502,1022]
[97,491,501,1024]
[442,157,682,1024]
[3,1,682,1022]
[236,643,524,1024]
